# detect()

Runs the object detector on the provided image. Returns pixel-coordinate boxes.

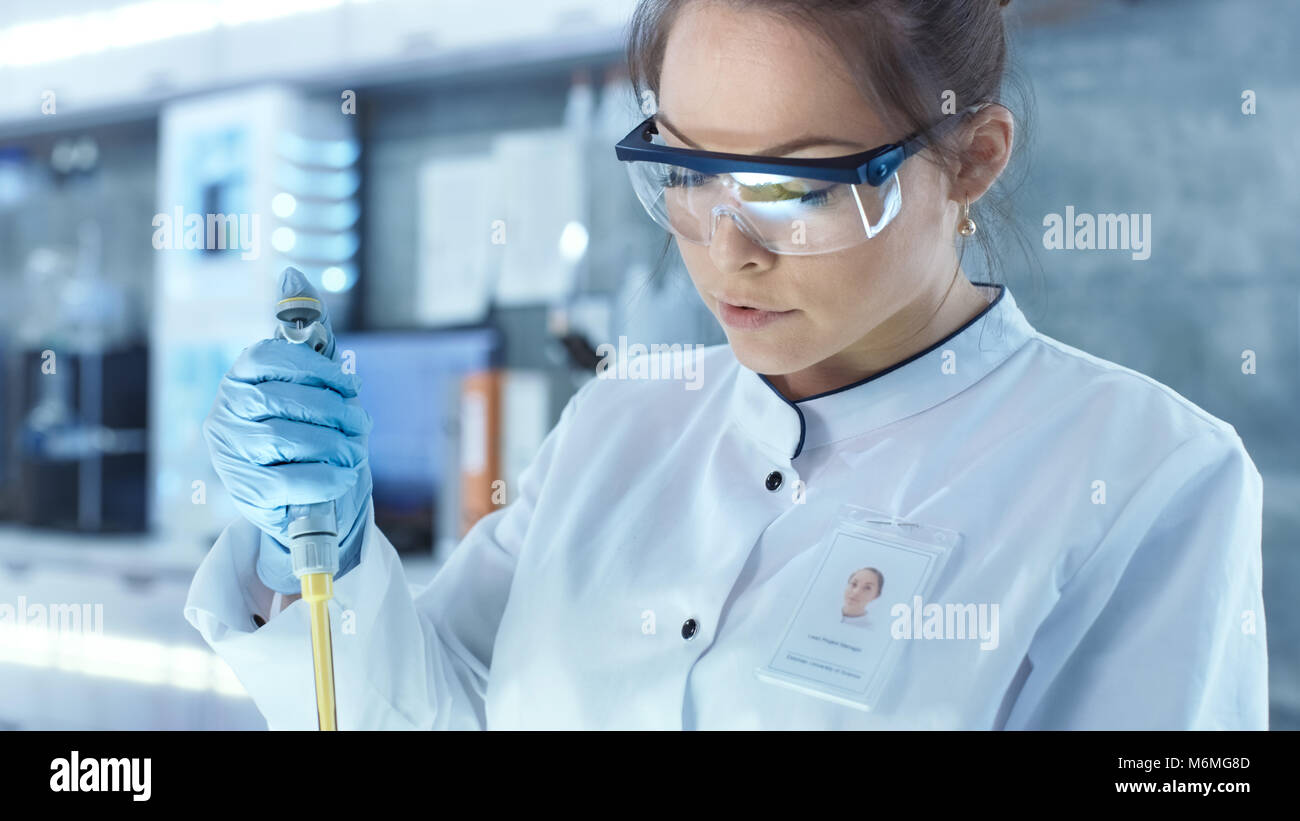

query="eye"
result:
[662,167,714,188]
[799,187,835,207]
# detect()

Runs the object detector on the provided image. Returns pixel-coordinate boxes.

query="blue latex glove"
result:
[203,282,373,595]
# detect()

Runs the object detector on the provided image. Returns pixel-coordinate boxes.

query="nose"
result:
[709,205,760,245]
[707,206,775,272]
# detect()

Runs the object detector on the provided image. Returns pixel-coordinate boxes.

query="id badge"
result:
[755,504,960,712]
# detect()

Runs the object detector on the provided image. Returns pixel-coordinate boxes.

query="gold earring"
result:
[958,195,977,237]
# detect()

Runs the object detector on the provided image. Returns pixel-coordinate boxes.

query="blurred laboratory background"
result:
[0,0,1295,730]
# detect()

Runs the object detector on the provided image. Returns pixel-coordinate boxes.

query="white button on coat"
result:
[184,283,1268,729]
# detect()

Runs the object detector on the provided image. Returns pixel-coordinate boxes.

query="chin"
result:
[727,335,816,377]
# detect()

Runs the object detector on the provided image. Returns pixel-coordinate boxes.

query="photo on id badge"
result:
[756,506,957,712]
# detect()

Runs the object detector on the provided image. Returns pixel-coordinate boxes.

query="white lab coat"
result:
[184,283,1268,729]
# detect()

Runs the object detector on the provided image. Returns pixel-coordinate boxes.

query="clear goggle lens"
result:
[624,160,901,255]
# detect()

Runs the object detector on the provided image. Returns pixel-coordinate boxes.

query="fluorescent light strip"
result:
[0,0,377,68]
[0,621,249,698]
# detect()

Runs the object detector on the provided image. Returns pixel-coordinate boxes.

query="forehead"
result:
[851,570,877,583]
[656,2,886,152]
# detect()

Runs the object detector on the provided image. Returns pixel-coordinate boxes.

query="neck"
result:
[767,270,990,402]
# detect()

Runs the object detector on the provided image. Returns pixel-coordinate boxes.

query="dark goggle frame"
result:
[613,105,986,186]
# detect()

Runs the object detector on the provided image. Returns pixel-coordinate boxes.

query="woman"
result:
[190,0,1268,729]
[841,569,883,629]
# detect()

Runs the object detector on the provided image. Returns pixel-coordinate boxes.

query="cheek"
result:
[791,251,886,320]
[892,169,951,253]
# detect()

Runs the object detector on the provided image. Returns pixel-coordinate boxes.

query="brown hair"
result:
[624,0,1035,283]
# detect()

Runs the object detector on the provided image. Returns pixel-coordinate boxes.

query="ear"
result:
[953,104,1014,204]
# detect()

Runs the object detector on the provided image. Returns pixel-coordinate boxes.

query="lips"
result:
[717,300,794,330]
[715,293,783,312]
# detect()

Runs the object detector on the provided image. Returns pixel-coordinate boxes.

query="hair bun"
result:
[999,0,1011,7]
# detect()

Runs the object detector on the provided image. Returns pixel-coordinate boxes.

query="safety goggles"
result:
[614,107,982,255]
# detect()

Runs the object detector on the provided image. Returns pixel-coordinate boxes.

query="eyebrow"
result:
[655,113,868,156]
